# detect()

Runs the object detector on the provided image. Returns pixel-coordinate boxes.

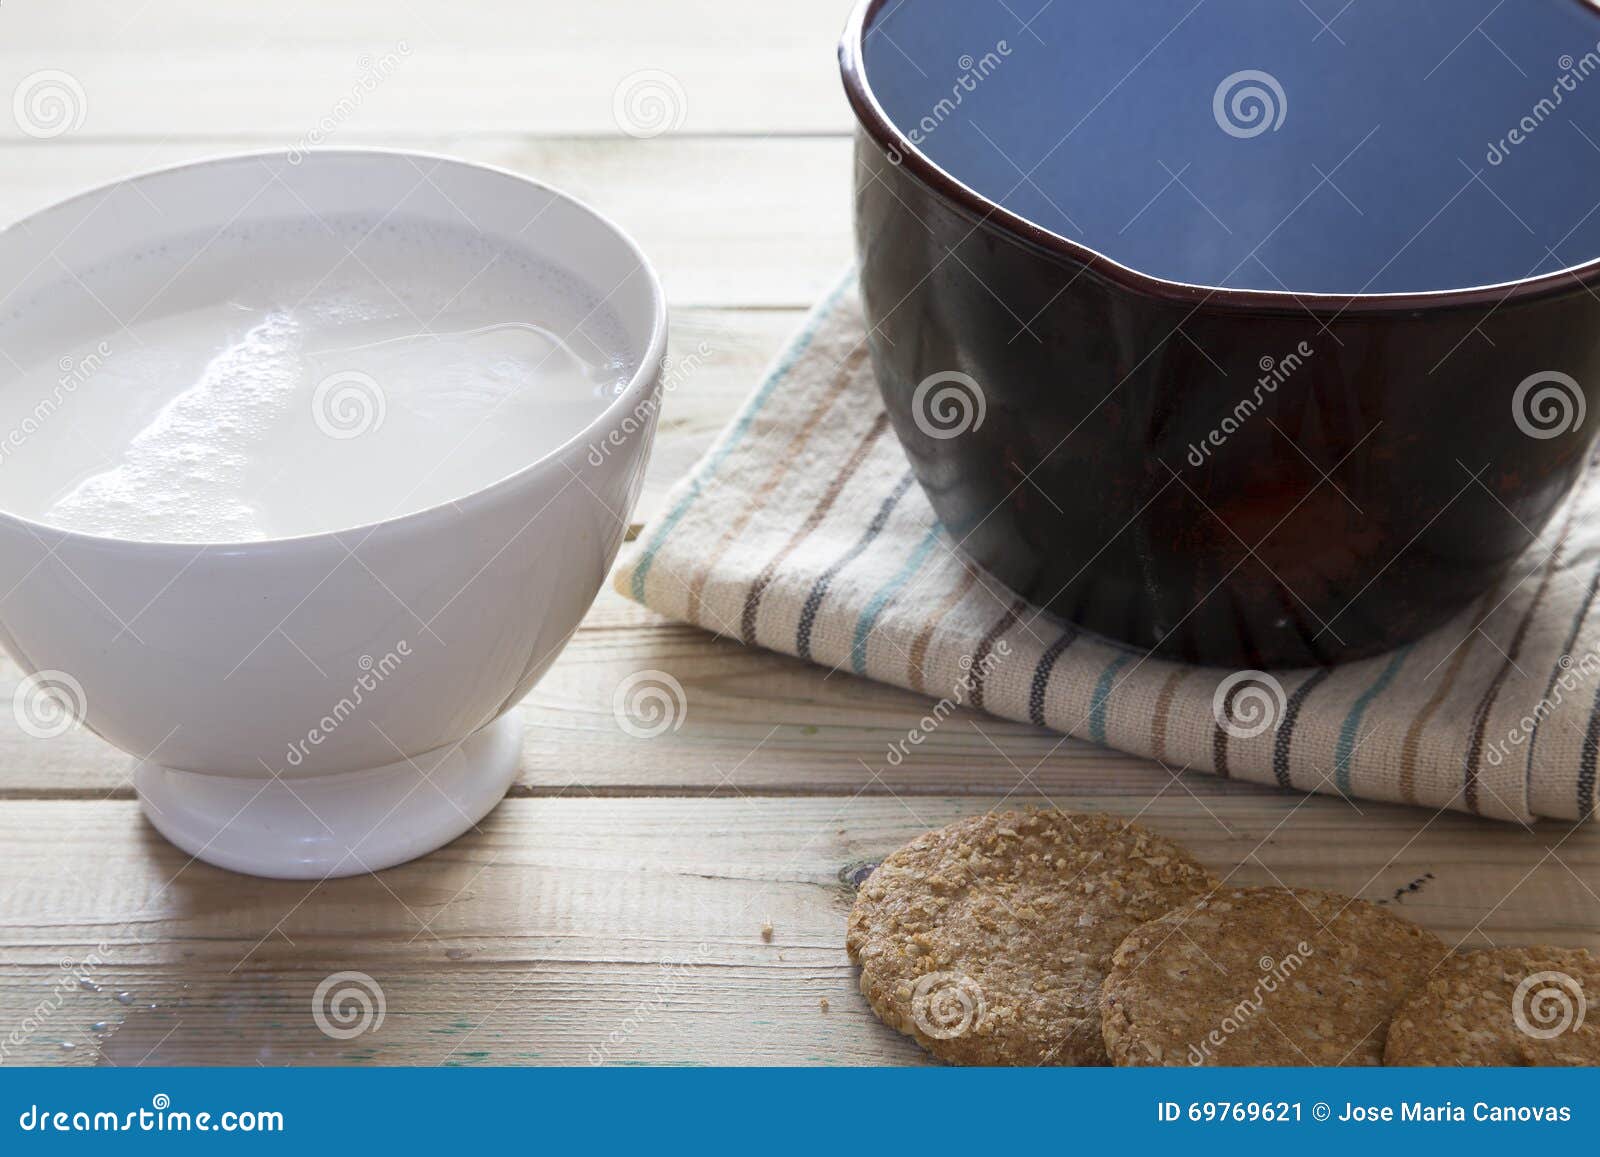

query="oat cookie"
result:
[1101,887,1445,1066]
[846,809,1216,1065]
[1384,946,1600,1066]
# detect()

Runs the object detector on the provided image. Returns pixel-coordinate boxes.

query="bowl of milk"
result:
[0,150,666,878]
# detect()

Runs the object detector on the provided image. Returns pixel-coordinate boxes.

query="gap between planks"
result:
[1,795,1593,1065]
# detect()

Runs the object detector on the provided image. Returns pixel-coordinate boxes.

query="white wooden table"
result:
[0,0,1596,1067]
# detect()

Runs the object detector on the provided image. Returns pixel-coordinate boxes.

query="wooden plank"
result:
[0,138,854,308]
[0,797,1592,1066]
[517,589,1189,796]
[0,1,853,138]
[0,586,1172,798]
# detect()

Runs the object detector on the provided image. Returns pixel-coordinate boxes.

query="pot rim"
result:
[839,0,1600,317]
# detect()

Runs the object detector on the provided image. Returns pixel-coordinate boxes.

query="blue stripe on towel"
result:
[631,276,852,603]
[850,524,942,674]
[796,472,916,662]
[1333,647,1410,795]
[1088,653,1133,745]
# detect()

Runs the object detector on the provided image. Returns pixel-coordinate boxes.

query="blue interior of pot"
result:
[860,0,1600,294]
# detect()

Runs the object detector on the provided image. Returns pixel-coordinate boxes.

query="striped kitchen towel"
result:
[618,276,1600,823]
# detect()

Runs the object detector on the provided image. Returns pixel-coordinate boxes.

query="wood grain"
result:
[0,1,853,139]
[2,797,1592,1066]
[0,0,1594,1071]
[0,586,1168,798]
[0,139,853,308]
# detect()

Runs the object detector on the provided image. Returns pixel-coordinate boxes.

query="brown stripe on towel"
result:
[1463,520,1574,814]
[908,566,980,695]
[1151,666,1190,765]
[1273,669,1332,788]
[1211,721,1232,779]
[968,596,1028,712]
[795,472,916,662]
[1527,563,1600,811]
[1399,589,1498,805]
[738,411,889,644]
[687,347,867,624]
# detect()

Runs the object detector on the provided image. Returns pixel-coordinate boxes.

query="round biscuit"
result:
[1102,886,1444,1066]
[846,809,1216,1065]
[1384,946,1600,1065]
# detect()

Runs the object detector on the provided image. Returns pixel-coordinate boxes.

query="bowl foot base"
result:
[133,708,524,879]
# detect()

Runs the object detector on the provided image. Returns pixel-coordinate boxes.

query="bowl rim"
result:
[0,146,669,554]
[840,0,1600,316]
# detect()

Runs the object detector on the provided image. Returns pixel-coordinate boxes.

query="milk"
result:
[0,214,635,542]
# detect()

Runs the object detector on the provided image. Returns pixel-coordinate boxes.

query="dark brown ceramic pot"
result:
[841,0,1600,667]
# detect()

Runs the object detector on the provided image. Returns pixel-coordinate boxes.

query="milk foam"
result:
[0,214,635,542]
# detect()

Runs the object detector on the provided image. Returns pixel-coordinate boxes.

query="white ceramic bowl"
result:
[0,150,666,878]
